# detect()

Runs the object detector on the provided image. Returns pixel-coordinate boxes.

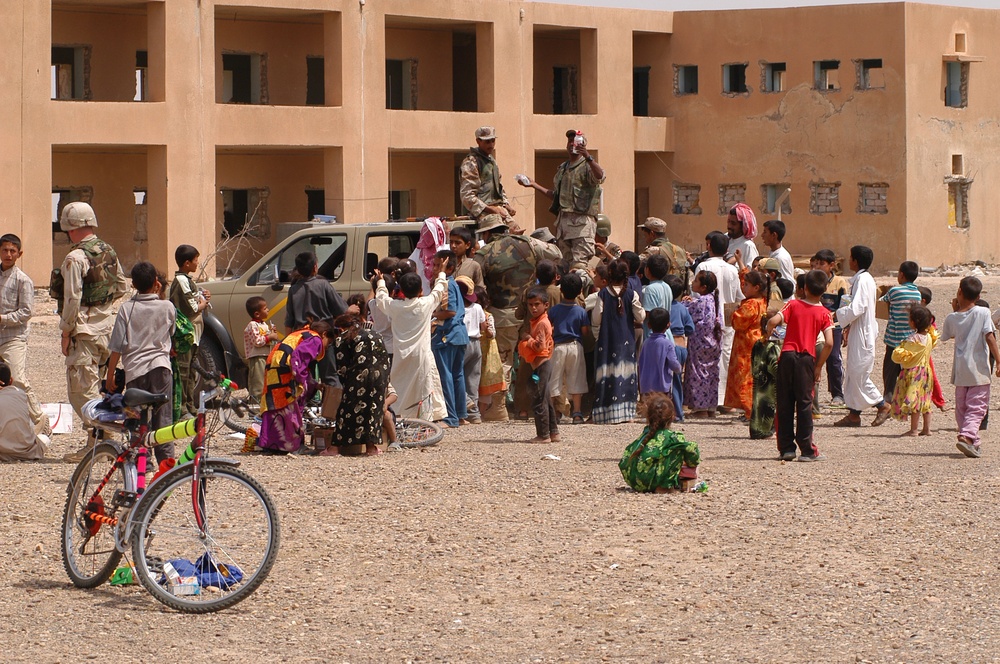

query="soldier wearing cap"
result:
[459,126,516,229]
[638,217,689,286]
[519,129,606,269]
[474,216,561,420]
[56,202,127,458]
[530,227,557,245]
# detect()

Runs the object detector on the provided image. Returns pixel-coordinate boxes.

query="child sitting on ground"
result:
[619,392,700,493]
[890,305,937,436]
[244,296,280,404]
[518,288,557,443]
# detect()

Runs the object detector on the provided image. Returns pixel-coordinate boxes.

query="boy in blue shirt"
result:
[546,272,590,424]
[665,275,694,421]
[641,255,673,339]
[432,250,469,427]
[638,307,682,398]
[878,260,922,400]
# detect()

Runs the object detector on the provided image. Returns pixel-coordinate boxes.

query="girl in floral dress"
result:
[890,305,937,436]
[682,271,722,418]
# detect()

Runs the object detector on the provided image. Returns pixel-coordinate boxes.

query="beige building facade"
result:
[1,1,997,283]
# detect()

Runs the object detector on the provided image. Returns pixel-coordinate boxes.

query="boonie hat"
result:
[475,126,496,140]
[638,217,666,233]
[759,257,782,272]
[530,227,556,244]
[60,201,98,231]
[477,214,512,235]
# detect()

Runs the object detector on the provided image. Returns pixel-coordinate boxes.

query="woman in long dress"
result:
[322,314,391,456]
[591,259,645,424]
[258,322,333,454]
[682,271,723,418]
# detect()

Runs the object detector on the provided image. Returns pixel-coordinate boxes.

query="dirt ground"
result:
[5,276,1000,662]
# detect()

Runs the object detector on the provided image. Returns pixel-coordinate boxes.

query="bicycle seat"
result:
[122,388,171,408]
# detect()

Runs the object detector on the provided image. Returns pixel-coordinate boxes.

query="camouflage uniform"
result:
[474,234,562,418]
[459,148,512,223]
[59,236,127,418]
[641,237,690,288]
[550,159,604,268]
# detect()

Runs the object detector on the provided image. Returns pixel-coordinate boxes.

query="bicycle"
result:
[61,372,280,613]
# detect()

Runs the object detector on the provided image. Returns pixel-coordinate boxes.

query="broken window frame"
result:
[633,66,650,116]
[945,61,968,108]
[672,182,702,215]
[221,187,270,239]
[761,61,786,93]
[813,59,840,92]
[946,177,972,229]
[51,45,91,100]
[722,62,749,95]
[761,183,792,215]
[52,186,94,241]
[717,183,747,216]
[808,181,842,215]
[674,64,698,96]
[221,52,267,105]
[855,58,884,91]
[857,182,889,215]
[385,58,417,110]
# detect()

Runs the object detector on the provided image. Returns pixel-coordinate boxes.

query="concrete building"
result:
[1,1,997,283]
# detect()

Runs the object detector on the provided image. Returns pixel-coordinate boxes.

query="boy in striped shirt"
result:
[878,261,922,401]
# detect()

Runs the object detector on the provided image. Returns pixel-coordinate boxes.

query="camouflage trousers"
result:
[175,345,199,417]
[557,236,596,270]
[66,334,110,420]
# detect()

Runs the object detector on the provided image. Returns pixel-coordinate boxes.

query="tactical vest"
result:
[549,159,601,217]
[471,148,505,208]
[49,236,121,314]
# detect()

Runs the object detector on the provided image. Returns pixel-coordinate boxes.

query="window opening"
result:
[947,178,971,229]
[306,57,324,106]
[722,63,748,94]
[945,61,968,108]
[52,46,86,100]
[814,60,840,91]
[552,66,579,114]
[857,58,884,90]
[763,62,786,93]
[222,53,264,104]
[388,190,412,220]
[633,66,650,116]
[761,183,791,215]
[675,65,698,95]
[306,189,325,220]
[135,51,148,101]
[385,59,416,110]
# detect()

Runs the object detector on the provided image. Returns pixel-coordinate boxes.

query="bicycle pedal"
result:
[112,490,138,509]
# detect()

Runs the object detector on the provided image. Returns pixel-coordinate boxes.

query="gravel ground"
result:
[4,278,1000,663]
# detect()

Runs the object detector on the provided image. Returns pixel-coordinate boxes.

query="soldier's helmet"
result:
[60,202,98,231]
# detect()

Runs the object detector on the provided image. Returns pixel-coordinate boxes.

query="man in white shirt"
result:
[695,231,743,407]
[725,202,759,267]
[761,219,795,283]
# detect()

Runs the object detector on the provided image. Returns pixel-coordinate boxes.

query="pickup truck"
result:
[197,219,473,386]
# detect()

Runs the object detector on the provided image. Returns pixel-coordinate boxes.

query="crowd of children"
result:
[5,207,1000,495]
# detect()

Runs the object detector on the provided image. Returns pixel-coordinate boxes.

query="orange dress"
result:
[724,297,768,413]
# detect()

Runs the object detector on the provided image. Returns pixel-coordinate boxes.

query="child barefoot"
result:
[619,392,700,493]
[890,305,937,436]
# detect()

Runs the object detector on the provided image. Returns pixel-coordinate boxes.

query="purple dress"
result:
[682,293,722,411]
[258,335,324,453]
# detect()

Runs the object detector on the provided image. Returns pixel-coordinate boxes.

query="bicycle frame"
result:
[77,378,239,555]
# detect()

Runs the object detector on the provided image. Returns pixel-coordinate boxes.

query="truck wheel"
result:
[198,335,257,434]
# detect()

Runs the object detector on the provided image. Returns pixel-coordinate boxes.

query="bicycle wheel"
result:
[220,388,258,434]
[130,462,280,613]
[394,417,444,448]
[61,442,128,588]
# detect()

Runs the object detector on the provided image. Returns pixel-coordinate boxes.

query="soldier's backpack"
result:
[49,237,121,314]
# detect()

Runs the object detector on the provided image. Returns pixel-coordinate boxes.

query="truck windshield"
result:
[251,233,348,285]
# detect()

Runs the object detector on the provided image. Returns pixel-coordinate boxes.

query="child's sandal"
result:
[572,412,585,425]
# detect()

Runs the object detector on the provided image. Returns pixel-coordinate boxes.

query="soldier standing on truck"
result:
[56,202,127,463]
[459,126,517,230]
[519,129,606,270]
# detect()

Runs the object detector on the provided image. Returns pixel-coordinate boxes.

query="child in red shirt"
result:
[766,270,834,461]
[519,288,557,443]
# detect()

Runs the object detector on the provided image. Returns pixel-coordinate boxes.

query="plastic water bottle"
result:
[692,481,708,493]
